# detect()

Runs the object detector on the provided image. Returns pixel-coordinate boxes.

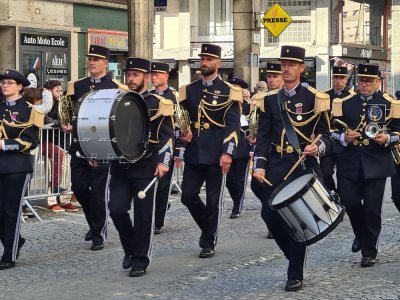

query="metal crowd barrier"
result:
[23,127,72,222]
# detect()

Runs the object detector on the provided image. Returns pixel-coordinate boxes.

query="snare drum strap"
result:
[277,89,302,156]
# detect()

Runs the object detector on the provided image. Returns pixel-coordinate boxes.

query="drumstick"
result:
[261,176,273,187]
[138,177,158,199]
[283,134,322,181]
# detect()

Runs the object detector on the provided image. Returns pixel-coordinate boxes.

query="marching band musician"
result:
[250,62,283,240]
[252,46,331,291]
[226,76,252,219]
[179,43,241,258]
[0,70,44,269]
[150,62,185,234]
[331,64,400,267]
[63,45,127,251]
[320,66,355,192]
[108,57,175,277]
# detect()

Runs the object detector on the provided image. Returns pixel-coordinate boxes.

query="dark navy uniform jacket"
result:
[326,86,356,154]
[150,87,186,160]
[0,98,42,173]
[179,76,242,165]
[331,92,400,180]
[110,90,175,179]
[254,83,331,185]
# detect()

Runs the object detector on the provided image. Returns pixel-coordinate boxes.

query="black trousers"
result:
[320,154,337,192]
[260,183,307,281]
[181,163,226,250]
[226,158,250,214]
[154,165,174,228]
[108,174,156,270]
[338,176,386,259]
[390,165,400,212]
[0,173,30,262]
[71,157,109,244]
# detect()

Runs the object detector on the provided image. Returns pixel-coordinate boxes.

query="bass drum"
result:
[72,89,151,162]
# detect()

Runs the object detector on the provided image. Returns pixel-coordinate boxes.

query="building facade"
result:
[0,0,398,93]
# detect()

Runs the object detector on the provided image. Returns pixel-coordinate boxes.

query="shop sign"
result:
[46,68,68,75]
[261,4,292,38]
[21,33,68,48]
[360,49,373,59]
[88,29,128,51]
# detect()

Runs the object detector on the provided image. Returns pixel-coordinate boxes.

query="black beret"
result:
[124,57,151,73]
[199,43,221,59]
[0,69,30,87]
[266,62,282,74]
[87,45,110,60]
[151,62,169,74]
[357,64,379,78]
[279,45,305,63]
[228,76,249,89]
[332,66,348,77]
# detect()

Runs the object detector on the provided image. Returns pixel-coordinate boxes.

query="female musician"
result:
[0,69,43,269]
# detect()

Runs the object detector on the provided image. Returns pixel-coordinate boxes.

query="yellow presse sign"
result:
[261,4,292,38]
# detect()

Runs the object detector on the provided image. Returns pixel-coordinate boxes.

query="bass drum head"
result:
[111,91,150,161]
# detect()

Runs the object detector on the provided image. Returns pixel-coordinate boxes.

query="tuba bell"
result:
[364,122,386,139]
[58,94,74,125]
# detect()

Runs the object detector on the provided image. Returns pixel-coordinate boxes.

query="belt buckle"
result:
[203,122,210,129]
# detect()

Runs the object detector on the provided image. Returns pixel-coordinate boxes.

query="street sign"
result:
[260,4,292,38]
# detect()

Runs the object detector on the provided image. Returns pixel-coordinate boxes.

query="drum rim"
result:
[109,91,151,161]
[268,170,316,210]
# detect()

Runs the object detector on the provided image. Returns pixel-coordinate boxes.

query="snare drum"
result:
[269,171,344,245]
[72,89,150,162]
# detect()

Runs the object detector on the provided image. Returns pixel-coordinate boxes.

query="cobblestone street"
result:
[1,182,399,300]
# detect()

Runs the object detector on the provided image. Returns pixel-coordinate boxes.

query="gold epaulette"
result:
[307,87,330,114]
[178,84,188,103]
[331,93,354,117]
[112,79,129,91]
[150,95,174,121]
[250,91,266,113]
[224,81,243,103]
[67,80,75,96]
[28,105,45,128]
[172,89,179,100]
[384,93,400,118]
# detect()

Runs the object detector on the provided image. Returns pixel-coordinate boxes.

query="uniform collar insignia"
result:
[90,77,102,84]
[6,100,17,107]
[360,95,373,101]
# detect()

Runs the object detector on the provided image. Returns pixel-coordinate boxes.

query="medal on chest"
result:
[295,103,303,121]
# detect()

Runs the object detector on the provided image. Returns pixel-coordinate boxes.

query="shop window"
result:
[266,20,311,44]
[197,0,233,36]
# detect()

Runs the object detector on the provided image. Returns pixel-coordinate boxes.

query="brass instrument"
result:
[58,95,74,125]
[364,122,387,139]
[248,107,258,140]
[333,119,350,132]
[392,144,400,164]
[174,102,191,136]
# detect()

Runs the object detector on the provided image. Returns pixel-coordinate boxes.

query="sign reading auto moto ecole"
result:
[261,4,292,38]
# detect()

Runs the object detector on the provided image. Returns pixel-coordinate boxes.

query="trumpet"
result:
[58,95,74,125]
[333,119,350,132]
[364,122,387,139]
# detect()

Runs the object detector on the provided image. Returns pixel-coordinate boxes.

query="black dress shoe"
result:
[129,267,146,277]
[154,227,162,235]
[17,237,26,259]
[199,234,205,248]
[361,256,375,268]
[267,231,274,239]
[199,248,215,258]
[85,230,93,241]
[351,238,361,253]
[122,254,131,269]
[90,242,104,251]
[0,261,15,270]
[229,212,240,219]
[285,279,303,291]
